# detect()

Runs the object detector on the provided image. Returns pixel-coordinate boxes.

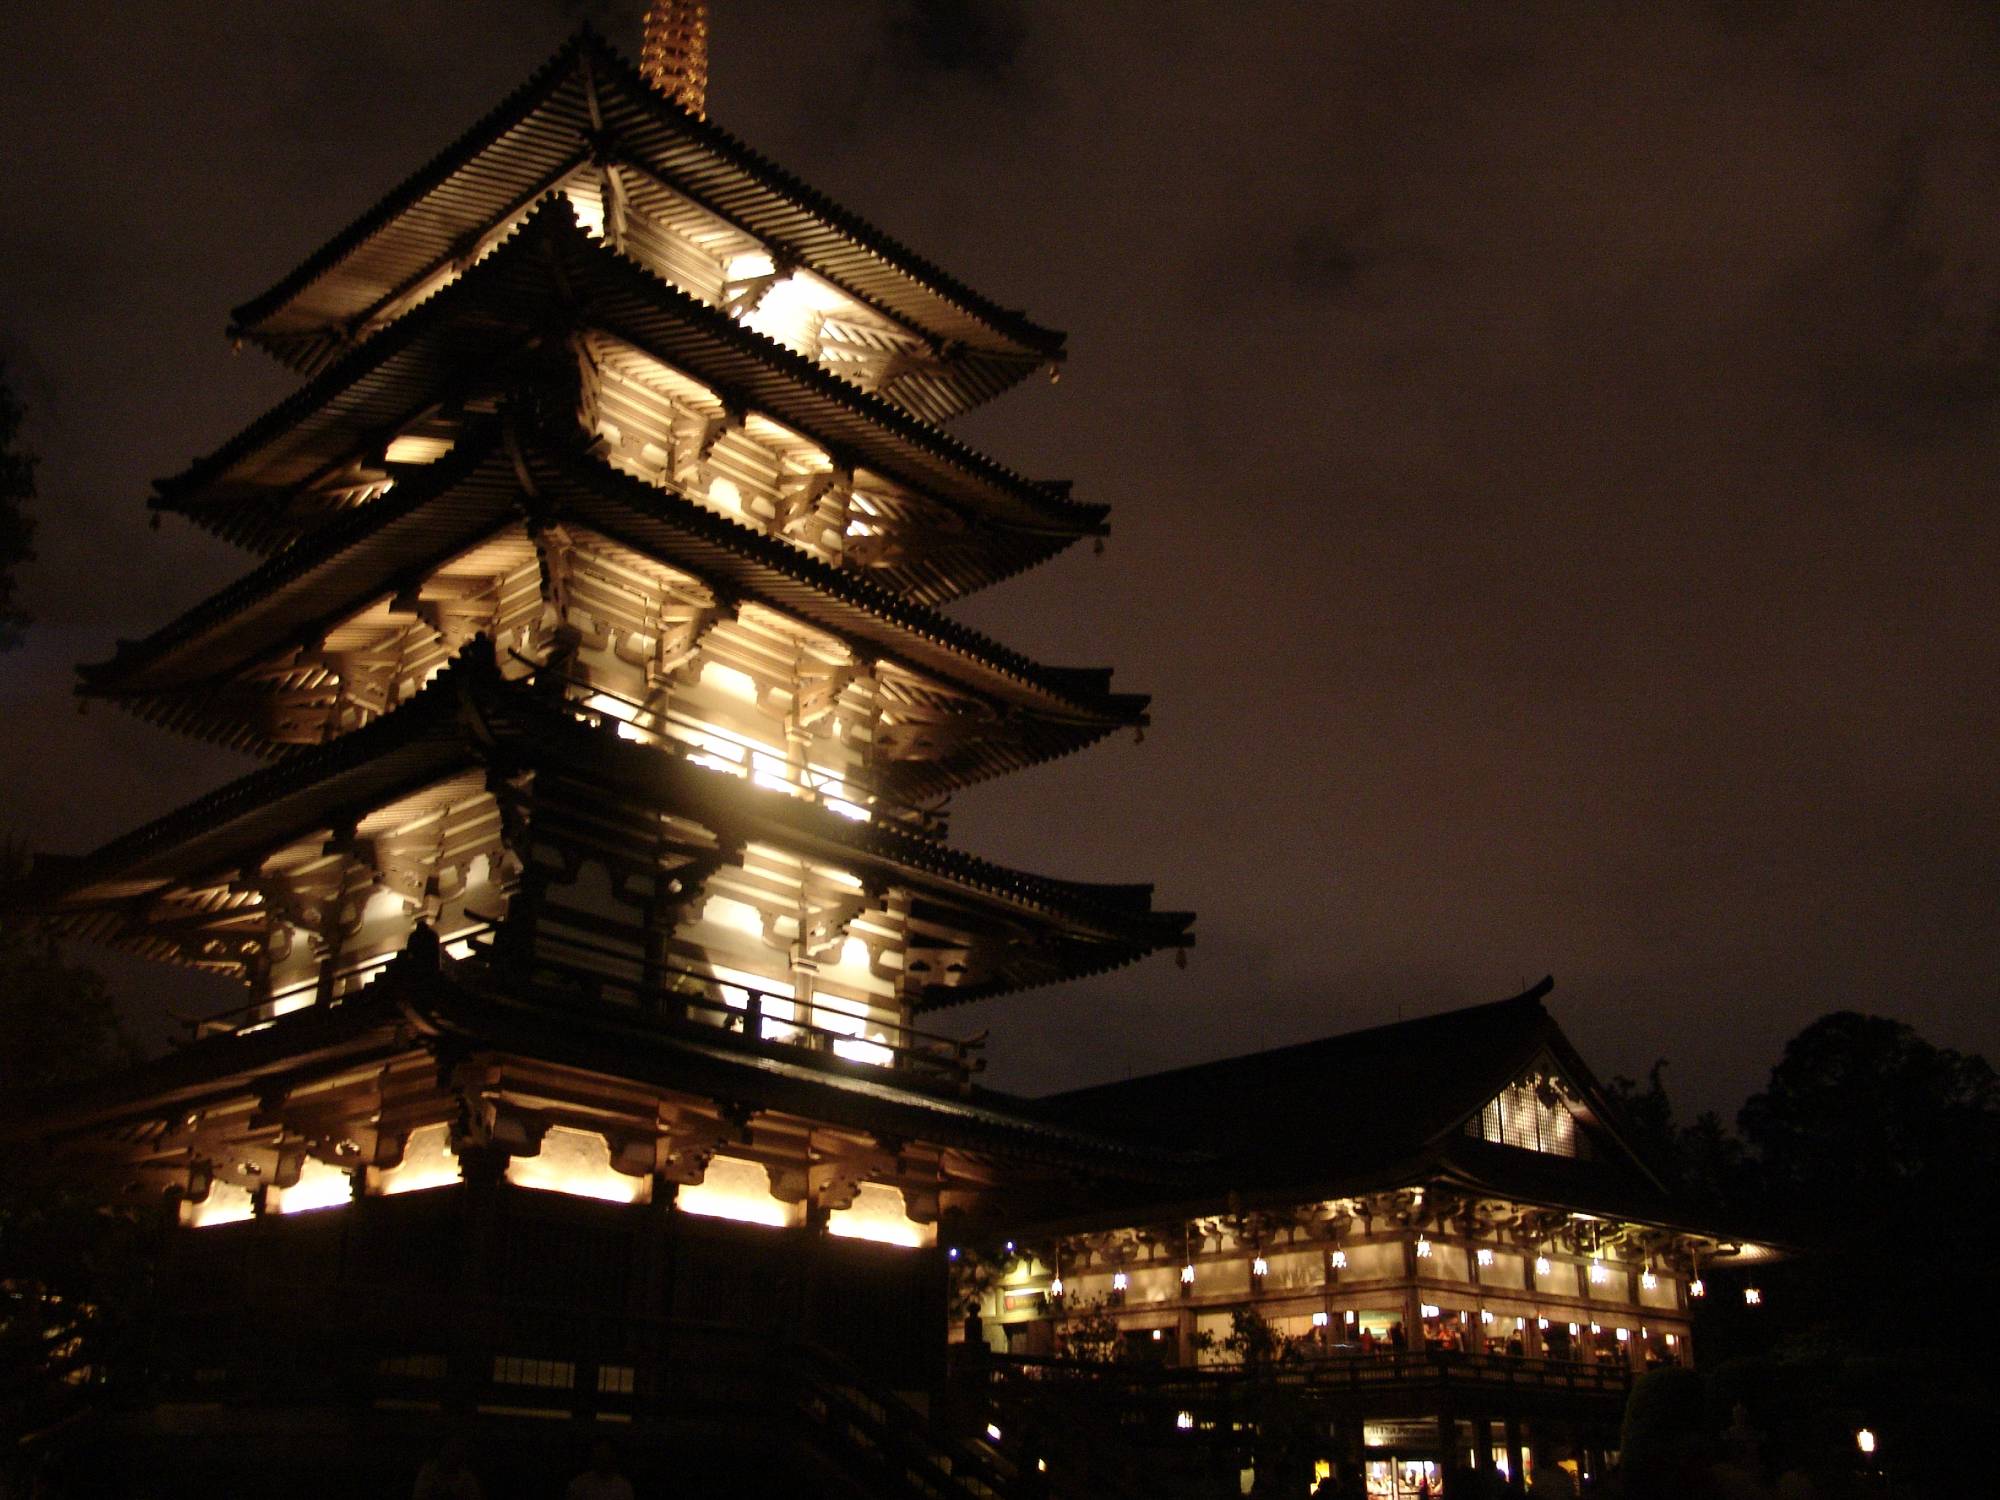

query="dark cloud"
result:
[1,0,1995,1117]
[879,0,1030,86]
[1279,225,1373,298]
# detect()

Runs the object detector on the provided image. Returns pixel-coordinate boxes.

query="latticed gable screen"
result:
[1467,1082,1588,1158]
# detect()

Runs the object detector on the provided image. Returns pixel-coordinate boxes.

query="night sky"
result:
[2,2,1995,1119]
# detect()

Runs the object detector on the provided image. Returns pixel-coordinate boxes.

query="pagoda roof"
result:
[163,201,1100,593]
[38,643,1193,1007]
[1037,983,1715,1233]
[228,27,1063,413]
[2,958,1190,1185]
[92,422,1144,794]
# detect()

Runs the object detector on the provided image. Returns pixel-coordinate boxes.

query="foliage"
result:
[1603,1059,1745,1212]
[1054,1296,1123,1364]
[0,843,154,1453]
[1616,1011,2000,1489]
[1220,1305,1285,1367]
[0,361,36,650]
[1616,1365,1711,1498]
[943,1233,1028,1318]
[1738,1010,1997,1209]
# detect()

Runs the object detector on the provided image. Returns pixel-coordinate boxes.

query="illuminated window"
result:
[493,1355,574,1388]
[1467,1076,1588,1158]
[598,1365,635,1394]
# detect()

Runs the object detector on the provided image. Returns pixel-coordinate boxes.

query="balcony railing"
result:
[492,921,984,1090]
[553,670,951,838]
[984,1347,1633,1394]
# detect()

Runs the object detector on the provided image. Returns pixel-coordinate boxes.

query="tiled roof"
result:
[229,28,1063,410]
[95,421,1147,796]
[1039,983,1681,1217]
[2,962,1188,1183]
[35,642,1191,1006]
[168,200,1101,593]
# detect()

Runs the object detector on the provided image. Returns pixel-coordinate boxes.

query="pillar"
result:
[446,1143,510,1418]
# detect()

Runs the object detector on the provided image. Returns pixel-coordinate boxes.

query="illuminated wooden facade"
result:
[11,24,1190,1496]
[953,986,1779,1497]
[4,21,1780,1500]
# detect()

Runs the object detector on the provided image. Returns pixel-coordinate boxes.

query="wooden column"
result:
[446,1143,509,1418]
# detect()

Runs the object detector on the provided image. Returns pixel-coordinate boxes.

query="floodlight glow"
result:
[827,1183,930,1247]
[274,1158,353,1215]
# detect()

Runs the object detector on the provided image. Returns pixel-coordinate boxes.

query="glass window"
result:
[1466,1077,1590,1158]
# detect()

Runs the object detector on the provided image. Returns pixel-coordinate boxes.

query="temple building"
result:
[5,10,1773,1499]
[953,982,1780,1497]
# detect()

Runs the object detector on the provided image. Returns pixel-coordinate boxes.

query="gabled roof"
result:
[228,28,1062,415]
[92,421,1145,796]
[165,200,1101,597]
[1040,981,1681,1221]
[34,643,1193,1008]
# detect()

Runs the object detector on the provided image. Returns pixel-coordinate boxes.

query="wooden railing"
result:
[555,671,952,838]
[980,1347,1635,1399]
[182,911,985,1090]
[490,919,984,1089]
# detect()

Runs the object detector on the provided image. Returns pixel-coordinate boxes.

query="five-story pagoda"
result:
[12,7,1189,1485]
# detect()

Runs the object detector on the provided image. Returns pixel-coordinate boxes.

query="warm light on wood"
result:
[642,1,709,117]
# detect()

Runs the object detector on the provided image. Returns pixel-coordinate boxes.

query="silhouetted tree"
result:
[1618,1012,2000,1493]
[1739,1010,1997,1211]
[1603,1060,1745,1214]
[0,844,152,1457]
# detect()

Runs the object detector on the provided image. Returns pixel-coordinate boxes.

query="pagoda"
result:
[12,10,1189,1493]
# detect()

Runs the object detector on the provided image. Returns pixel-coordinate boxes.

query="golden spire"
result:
[641,1,710,118]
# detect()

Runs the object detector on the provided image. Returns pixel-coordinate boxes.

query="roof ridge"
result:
[229,27,1062,358]
[28,641,497,902]
[533,429,1142,720]
[100,422,509,688]
[107,418,1145,723]
[1042,979,1555,1103]
[574,30,1064,355]
[168,199,1099,539]
[229,32,590,334]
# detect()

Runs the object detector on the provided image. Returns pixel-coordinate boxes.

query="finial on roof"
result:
[641,1,709,117]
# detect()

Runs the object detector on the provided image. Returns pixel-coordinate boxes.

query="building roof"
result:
[1037,982,1696,1229]
[91,421,1145,795]
[228,27,1063,420]
[35,642,1193,1007]
[165,199,1101,598]
[2,946,1189,1183]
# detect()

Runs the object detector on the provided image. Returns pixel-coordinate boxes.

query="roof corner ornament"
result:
[641,1,710,119]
